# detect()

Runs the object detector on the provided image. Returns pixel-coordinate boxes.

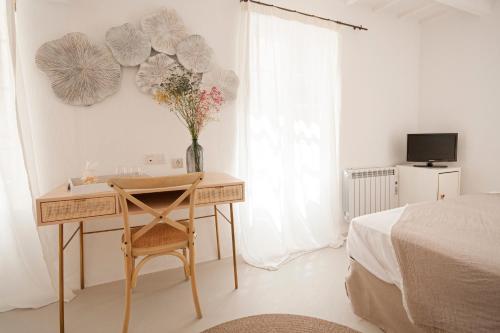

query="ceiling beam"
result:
[372,0,401,13]
[399,3,437,19]
[433,0,493,16]
[419,8,448,23]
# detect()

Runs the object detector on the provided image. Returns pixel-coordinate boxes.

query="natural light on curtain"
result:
[0,1,55,311]
[237,2,343,269]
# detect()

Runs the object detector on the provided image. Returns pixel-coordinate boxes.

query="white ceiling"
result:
[344,0,496,23]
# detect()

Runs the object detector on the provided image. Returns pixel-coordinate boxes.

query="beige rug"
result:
[202,314,361,333]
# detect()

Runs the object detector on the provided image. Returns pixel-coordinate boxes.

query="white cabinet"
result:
[397,165,461,205]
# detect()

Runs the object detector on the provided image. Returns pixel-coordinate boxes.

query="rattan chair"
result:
[108,173,204,333]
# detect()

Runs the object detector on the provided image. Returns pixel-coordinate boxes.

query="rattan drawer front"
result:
[195,185,243,205]
[40,196,117,223]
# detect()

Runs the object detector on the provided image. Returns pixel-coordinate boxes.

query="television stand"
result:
[397,165,461,205]
[414,162,448,168]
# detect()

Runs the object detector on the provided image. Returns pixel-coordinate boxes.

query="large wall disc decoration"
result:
[35,7,238,107]
[35,32,121,106]
[136,53,200,94]
[105,23,151,66]
[141,8,188,55]
[201,67,239,101]
[176,35,213,73]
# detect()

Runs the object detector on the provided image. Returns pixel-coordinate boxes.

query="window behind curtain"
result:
[238,3,343,269]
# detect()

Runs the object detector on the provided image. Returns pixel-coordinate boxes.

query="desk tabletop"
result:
[37,172,244,201]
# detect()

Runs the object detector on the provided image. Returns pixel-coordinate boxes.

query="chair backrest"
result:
[108,173,204,254]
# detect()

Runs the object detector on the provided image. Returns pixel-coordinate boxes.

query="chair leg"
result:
[189,245,202,318]
[122,254,133,333]
[131,257,138,289]
[182,248,189,280]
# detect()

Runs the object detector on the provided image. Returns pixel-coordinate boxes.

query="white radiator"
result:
[343,167,398,222]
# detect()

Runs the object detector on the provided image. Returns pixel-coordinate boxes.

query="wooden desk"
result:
[36,172,245,333]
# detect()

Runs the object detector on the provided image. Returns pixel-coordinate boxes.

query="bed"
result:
[345,194,500,333]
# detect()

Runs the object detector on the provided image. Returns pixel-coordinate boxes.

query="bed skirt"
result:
[345,259,427,333]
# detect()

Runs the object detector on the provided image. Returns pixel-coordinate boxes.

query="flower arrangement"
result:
[154,71,224,172]
[154,72,224,140]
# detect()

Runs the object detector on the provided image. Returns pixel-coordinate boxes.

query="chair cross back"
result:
[108,173,204,247]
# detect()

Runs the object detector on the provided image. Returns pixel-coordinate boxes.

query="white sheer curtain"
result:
[0,0,56,311]
[237,2,343,269]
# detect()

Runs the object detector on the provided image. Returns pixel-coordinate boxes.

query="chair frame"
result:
[108,173,204,333]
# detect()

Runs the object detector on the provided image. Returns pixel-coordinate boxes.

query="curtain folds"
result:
[0,0,56,312]
[237,2,344,270]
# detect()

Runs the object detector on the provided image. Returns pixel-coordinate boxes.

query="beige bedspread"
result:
[391,194,500,333]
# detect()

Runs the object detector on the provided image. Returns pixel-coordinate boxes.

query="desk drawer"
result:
[40,196,117,223]
[195,185,243,205]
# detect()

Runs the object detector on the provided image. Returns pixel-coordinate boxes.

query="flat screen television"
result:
[407,133,458,167]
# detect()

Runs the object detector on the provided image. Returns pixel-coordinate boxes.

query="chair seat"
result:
[124,223,188,256]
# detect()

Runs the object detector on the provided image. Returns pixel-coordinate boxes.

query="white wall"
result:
[17,0,240,291]
[17,0,420,288]
[419,5,500,193]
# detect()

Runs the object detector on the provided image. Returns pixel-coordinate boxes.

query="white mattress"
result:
[346,206,406,289]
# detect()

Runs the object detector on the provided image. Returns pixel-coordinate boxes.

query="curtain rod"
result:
[240,0,368,31]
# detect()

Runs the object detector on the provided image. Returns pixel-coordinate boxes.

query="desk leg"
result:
[229,203,238,289]
[79,221,85,290]
[58,224,65,333]
[213,205,221,260]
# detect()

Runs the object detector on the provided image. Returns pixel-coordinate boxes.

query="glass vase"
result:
[186,139,204,173]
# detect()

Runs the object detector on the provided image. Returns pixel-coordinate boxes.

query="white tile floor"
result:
[0,247,381,333]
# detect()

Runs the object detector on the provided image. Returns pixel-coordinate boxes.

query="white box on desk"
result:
[68,173,144,194]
